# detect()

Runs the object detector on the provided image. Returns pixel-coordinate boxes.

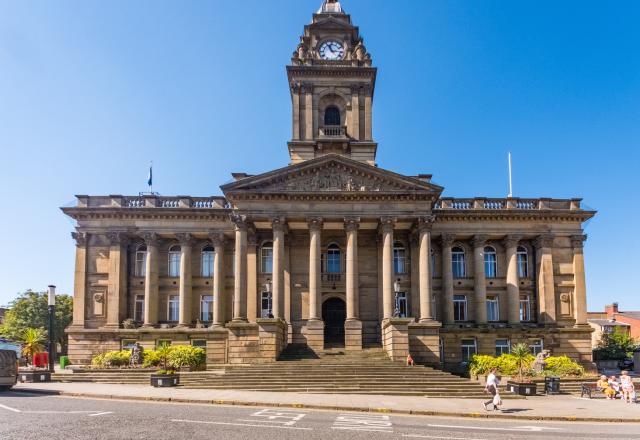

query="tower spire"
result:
[318,0,344,14]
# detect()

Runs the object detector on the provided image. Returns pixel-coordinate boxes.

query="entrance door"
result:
[322,297,346,346]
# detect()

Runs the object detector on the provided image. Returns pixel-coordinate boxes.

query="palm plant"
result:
[21,327,47,366]
[511,342,531,382]
[155,344,173,374]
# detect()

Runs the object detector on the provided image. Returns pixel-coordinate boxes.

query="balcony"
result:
[319,125,346,138]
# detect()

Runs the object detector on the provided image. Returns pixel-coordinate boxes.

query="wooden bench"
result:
[581,383,606,399]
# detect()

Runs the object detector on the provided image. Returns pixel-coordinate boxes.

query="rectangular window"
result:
[200,295,213,322]
[168,295,180,322]
[202,252,214,277]
[325,248,341,273]
[121,339,137,351]
[453,295,467,321]
[191,340,206,349]
[395,292,407,318]
[487,296,500,322]
[461,339,477,363]
[134,295,145,323]
[168,253,180,277]
[529,339,544,356]
[393,248,406,274]
[156,340,171,349]
[519,295,531,322]
[135,251,146,277]
[261,292,273,318]
[495,339,510,356]
[261,248,273,274]
[452,254,466,278]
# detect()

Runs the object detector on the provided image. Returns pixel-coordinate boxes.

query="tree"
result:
[21,327,47,366]
[0,290,73,353]
[594,328,638,361]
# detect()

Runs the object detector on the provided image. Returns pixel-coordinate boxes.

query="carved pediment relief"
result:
[270,166,387,192]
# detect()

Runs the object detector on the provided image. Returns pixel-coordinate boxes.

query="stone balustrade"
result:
[435,197,584,211]
[75,195,228,209]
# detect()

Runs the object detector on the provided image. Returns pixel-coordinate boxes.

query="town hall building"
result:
[63,0,595,372]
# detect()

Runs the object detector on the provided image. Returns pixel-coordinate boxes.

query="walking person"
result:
[483,368,501,411]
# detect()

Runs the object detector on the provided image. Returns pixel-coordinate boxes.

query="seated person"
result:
[609,376,622,398]
[597,375,616,399]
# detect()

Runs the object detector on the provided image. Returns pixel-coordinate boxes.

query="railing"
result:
[78,195,228,209]
[322,273,343,283]
[319,126,346,137]
[435,198,584,211]
[125,197,144,208]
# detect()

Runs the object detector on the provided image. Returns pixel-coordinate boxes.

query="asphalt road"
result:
[0,391,639,440]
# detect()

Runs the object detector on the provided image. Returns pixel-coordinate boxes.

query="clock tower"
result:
[287,0,377,166]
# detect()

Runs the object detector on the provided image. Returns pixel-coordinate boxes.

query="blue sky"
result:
[0,0,638,311]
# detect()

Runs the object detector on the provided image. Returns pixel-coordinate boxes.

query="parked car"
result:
[0,349,18,391]
[619,358,634,371]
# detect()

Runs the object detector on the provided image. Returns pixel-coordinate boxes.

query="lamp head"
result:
[47,285,56,306]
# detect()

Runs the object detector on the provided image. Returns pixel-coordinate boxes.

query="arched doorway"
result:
[322,297,346,346]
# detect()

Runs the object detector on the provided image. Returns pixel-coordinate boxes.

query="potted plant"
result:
[19,328,51,383]
[149,345,179,387]
[506,343,537,396]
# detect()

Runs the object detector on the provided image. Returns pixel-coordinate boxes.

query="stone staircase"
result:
[54,345,491,398]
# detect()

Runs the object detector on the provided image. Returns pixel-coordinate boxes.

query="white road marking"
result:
[171,419,313,430]
[403,435,483,440]
[0,403,21,413]
[87,412,113,417]
[244,408,307,426]
[427,423,564,432]
[0,403,112,417]
[332,413,393,433]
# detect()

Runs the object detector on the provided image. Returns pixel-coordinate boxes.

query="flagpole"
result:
[507,152,513,198]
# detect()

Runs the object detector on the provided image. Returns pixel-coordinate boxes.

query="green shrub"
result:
[543,356,584,377]
[91,350,130,368]
[142,350,162,368]
[469,353,535,377]
[168,345,206,370]
[468,355,497,376]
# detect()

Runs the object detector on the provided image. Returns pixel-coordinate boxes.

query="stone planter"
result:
[19,371,51,383]
[506,381,537,396]
[150,374,179,387]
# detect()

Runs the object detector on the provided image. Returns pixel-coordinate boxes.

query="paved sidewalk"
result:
[14,382,640,422]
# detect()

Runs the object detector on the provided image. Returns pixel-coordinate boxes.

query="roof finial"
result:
[318,0,344,14]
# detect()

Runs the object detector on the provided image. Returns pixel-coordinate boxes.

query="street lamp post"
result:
[264,279,273,318]
[393,279,401,318]
[47,285,56,373]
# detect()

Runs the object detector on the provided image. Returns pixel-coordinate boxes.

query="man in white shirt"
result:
[483,368,501,411]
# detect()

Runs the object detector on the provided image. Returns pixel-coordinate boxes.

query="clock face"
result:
[319,40,345,60]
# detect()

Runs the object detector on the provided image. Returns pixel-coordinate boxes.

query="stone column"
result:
[272,218,285,319]
[381,217,395,319]
[304,84,313,140]
[308,218,322,320]
[143,232,160,326]
[364,85,373,141]
[291,83,300,141]
[418,217,435,322]
[246,232,258,322]
[441,234,455,324]
[307,217,324,353]
[106,232,128,328]
[350,85,360,140]
[71,232,88,328]
[233,217,248,322]
[176,233,193,327]
[504,235,522,325]
[571,235,588,326]
[535,234,556,325]
[345,217,362,351]
[472,235,488,324]
[210,233,225,327]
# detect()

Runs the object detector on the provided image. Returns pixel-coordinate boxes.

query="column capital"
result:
[271,216,287,233]
[534,234,554,250]
[440,233,455,247]
[208,232,226,248]
[307,217,323,232]
[472,234,488,248]
[247,232,258,247]
[230,213,249,230]
[417,215,436,233]
[107,231,128,246]
[379,216,396,234]
[350,84,361,94]
[502,234,523,249]
[301,82,314,93]
[176,233,195,247]
[142,232,160,246]
[571,234,587,249]
[344,217,360,232]
[71,231,87,247]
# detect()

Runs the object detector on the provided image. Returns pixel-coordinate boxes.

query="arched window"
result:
[484,246,497,278]
[517,246,529,278]
[202,245,214,277]
[168,245,181,277]
[324,106,341,126]
[393,242,406,274]
[452,246,466,278]
[260,241,273,274]
[325,243,341,273]
[135,244,147,277]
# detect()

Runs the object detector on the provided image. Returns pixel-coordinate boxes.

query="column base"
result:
[344,319,362,352]
[305,319,324,354]
[381,318,413,361]
[408,320,442,367]
[232,317,248,323]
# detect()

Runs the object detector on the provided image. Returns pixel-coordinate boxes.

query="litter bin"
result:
[544,376,561,395]
[60,356,69,369]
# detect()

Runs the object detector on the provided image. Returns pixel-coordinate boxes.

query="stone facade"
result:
[62,1,596,371]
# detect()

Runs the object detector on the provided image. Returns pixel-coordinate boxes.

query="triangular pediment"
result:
[221,154,443,198]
